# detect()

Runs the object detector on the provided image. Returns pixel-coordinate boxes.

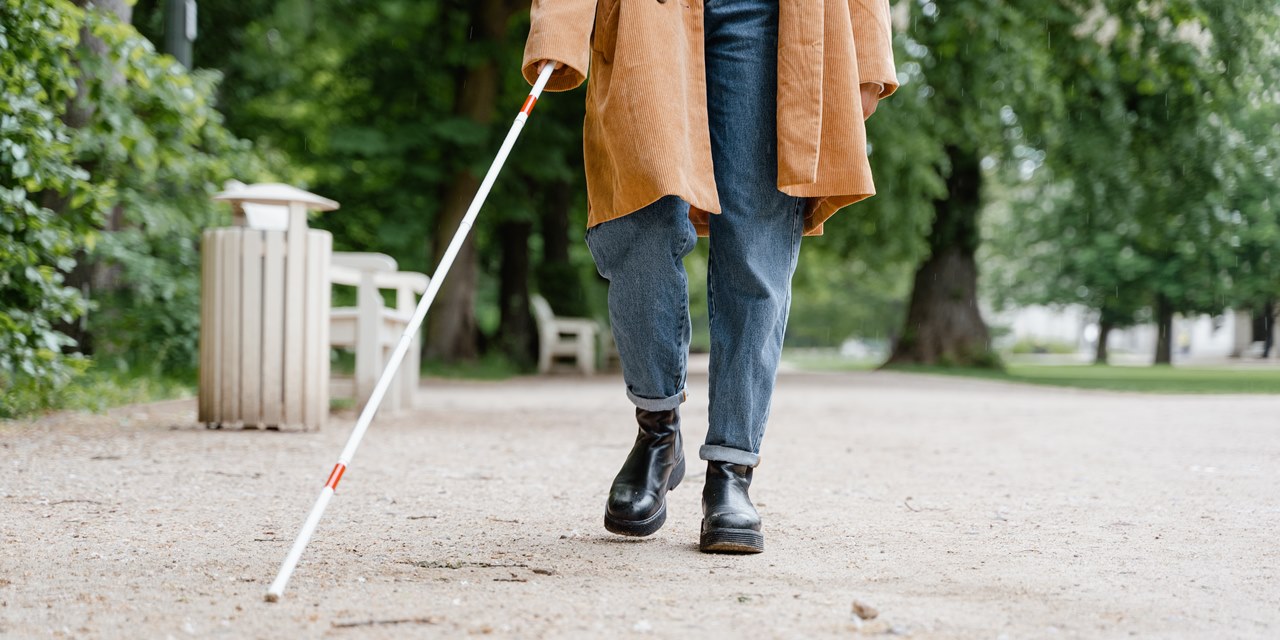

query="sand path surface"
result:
[2,369,1277,638]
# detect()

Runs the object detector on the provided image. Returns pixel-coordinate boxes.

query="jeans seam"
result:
[584,225,602,277]
[706,228,718,420]
[675,221,693,396]
[677,273,688,394]
[707,235,717,342]
[789,197,803,269]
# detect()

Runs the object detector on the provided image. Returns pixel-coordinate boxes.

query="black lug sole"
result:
[699,525,764,554]
[604,504,667,537]
[603,457,685,538]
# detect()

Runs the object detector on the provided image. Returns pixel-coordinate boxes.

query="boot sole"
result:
[603,457,685,538]
[699,525,764,554]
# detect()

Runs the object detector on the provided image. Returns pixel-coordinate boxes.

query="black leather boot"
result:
[700,460,763,553]
[604,408,686,537]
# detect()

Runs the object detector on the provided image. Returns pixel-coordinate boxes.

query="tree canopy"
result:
[986,0,1280,363]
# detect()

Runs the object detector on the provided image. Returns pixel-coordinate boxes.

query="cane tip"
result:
[264,592,280,603]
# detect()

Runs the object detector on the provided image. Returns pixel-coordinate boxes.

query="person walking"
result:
[521,0,897,553]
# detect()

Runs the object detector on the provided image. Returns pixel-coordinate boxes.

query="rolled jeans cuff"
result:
[699,445,760,468]
[626,388,687,412]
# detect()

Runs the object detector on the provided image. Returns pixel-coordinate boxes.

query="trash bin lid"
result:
[213,183,339,212]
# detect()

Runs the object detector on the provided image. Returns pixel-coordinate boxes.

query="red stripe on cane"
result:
[520,96,538,116]
[324,463,347,490]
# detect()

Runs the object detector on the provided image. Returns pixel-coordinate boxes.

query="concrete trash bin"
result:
[198,183,336,431]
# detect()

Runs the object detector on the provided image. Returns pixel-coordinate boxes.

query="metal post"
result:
[164,0,196,67]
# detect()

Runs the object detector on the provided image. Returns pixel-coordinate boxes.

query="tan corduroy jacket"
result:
[522,0,897,236]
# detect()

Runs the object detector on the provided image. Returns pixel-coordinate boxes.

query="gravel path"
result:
[2,370,1277,638]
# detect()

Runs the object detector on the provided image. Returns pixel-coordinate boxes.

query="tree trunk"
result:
[886,145,996,368]
[496,220,536,368]
[535,180,588,317]
[424,0,522,362]
[1094,317,1112,365]
[73,0,134,58]
[425,170,483,362]
[1251,304,1269,343]
[422,6,496,366]
[54,0,134,355]
[1153,294,1174,365]
[1263,299,1275,359]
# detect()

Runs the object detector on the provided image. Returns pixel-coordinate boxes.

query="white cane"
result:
[265,62,559,602]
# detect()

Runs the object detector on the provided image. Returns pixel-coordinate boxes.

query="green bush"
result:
[0,1,274,417]
[0,0,104,417]
[77,13,278,375]
[1008,339,1079,355]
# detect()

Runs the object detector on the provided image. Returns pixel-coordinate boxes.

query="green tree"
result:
[988,0,1280,364]
[1215,20,1280,352]
[0,0,104,416]
[790,41,945,351]
[1,0,271,416]
[884,0,1070,368]
[78,16,276,373]
[1228,102,1280,318]
[135,0,595,369]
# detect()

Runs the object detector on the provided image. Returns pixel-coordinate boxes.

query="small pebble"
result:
[851,597,879,620]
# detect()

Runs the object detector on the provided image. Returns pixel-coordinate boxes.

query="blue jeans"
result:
[585,0,803,468]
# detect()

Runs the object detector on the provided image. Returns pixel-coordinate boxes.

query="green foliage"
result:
[75,10,277,374]
[170,0,470,268]
[55,367,195,414]
[0,1,272,417]
[987,1,1280,334]
[421,353,524,380]
[130,0,599,367]
[926,363,1280,395]
[141,0,591,307]
[785,251,913,347]
[794,359,1280,395]
[1007,339,1077,355]
[813,26,945,271]
[684,244,910,351]
[905,0,1069,158]
[1219,95,1280,307]
[863,0,1079,367]
[783,351,879,370]
[1,0,104,417]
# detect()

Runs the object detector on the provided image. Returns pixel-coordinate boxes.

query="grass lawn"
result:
[421,354,525,380]
[55,370,194,415]
[786,353,1280,394]
[330,350,524,381]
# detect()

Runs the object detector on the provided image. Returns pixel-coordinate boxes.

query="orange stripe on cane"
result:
[324,463,347,490]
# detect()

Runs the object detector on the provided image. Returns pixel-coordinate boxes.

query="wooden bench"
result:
[329,253,430,412]
[531,294,599,375]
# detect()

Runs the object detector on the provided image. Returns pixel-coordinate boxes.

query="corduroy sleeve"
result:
[850,0,898,98]
[522,0,597,92]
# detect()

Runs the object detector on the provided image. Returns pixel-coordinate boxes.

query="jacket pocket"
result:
[592,0,621,62]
